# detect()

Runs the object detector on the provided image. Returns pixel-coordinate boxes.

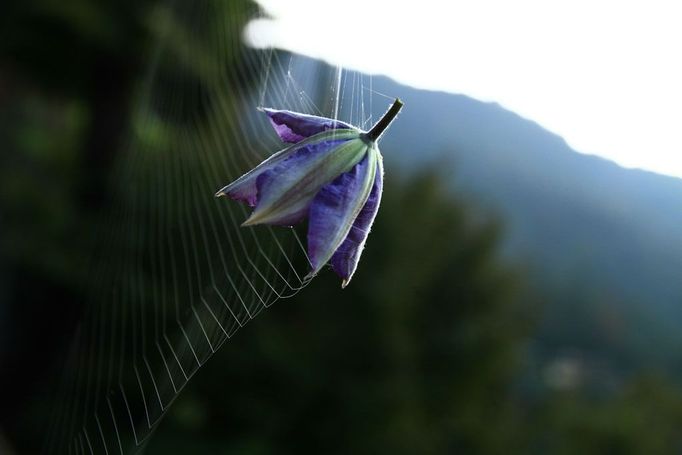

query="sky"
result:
[245,0,682,178]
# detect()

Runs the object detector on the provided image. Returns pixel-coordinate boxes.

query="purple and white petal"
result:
[216,128,358,202]
[246,170,309,226]
[306,151,377,275]
[216,140,333,208]
[214,147,297,203]
[243,138,368,226]
[222,177,259,207]
[331,155,383,287]
[240,139,343,225]
[262,108,354,143]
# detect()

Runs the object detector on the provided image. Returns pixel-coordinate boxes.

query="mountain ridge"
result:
[281,54,682,370]
[360,74,682,369]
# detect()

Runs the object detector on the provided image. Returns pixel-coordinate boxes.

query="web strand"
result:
[42,1,380,452]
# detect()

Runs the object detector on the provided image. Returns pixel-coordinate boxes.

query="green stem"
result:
[364,98,403,142]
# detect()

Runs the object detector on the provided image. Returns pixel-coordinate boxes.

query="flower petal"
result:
[215,128,358,204]
[331,151,383,287]
[262,108,354,143]
[243,137,369,226]
[246,169,308,226]
[224,177,259,207]
[306,149,378,277]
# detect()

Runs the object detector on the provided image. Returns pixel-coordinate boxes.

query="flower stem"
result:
[364,98,403,142]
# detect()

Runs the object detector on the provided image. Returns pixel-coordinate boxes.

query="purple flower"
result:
[216,99,403,287]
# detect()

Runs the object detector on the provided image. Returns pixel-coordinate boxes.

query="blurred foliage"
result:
[144,174,682,455]
[1,0,150,93]
[1,0,157,450]
[531,375,682,454]
[146,172,534,455]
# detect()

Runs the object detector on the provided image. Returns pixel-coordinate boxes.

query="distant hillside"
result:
[273,55,682,376]
[367,76,682,372]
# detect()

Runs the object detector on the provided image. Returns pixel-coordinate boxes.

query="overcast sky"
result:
[246,0,682,178]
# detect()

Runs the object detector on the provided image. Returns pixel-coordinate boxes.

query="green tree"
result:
[147,171,533,454]
[0,0,260,451]
[530,375,682,455]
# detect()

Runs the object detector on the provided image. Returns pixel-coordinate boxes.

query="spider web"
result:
[41,0,385,453]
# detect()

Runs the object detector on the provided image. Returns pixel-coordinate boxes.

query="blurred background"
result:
[2,0,682,454]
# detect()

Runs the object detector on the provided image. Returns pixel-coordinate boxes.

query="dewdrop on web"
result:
[216,99,403,288]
